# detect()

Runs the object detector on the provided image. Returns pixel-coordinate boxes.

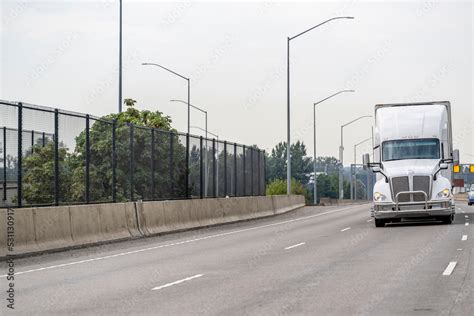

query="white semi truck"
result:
[363,101,459,227]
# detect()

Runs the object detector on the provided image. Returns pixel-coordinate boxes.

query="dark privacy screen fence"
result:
[0,101,266,208]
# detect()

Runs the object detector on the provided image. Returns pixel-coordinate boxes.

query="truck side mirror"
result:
[362,153,370,169]
[452,149,460,166]
[372,166,389,183]
[439,163,448,170]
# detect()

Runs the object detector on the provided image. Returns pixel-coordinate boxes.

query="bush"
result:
[266,178,310,204]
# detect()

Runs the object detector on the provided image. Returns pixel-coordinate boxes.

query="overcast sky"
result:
[1,0,473,164]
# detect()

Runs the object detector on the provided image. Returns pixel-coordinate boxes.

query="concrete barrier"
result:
[0,209,7,258]
[34,206,73,253]
[273,195,305,214]
[1,195,305,258]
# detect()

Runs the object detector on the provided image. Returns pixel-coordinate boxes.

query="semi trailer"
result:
[363,101,459,227]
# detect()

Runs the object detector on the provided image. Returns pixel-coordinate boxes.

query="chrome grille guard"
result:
[395,190,428,210]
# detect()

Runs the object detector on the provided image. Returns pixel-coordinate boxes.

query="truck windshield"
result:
[382,138,440,161]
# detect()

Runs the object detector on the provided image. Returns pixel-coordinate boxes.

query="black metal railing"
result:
[0,100,266,208]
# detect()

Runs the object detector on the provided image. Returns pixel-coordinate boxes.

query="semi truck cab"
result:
[363,101,459,227]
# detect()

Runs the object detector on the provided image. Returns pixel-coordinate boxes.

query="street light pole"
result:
[286,16,354,196]
[339,115,372,199]
[172,100,209,195]
[118,0,122,113]
[142,63,191,134]
[312,89,354,205]
[353,137,372,200]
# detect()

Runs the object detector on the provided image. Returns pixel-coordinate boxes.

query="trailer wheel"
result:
[375,219,385,227]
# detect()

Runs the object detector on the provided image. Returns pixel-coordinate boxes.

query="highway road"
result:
[2,202,473,315]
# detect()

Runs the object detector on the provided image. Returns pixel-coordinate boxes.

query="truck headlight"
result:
[436,188,451,199]
[374,192,387,202]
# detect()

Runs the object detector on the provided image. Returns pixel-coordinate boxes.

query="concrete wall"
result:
[1,195,305,258]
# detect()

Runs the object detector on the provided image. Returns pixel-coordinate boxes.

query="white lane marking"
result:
[461,235,468,241]
[284,242,306,250]
[457,249,463,251]
[366,219,373,222]
[341,227,351,232]
[465,215,469,218]
[442,261,457,276]
[0,204,367,278]
[152,274,203,291]
[466,223,470,226]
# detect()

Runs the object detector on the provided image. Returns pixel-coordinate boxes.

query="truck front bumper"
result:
[372,199,453,219]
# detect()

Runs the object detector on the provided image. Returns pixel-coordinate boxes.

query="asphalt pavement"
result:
[2,202,473,315]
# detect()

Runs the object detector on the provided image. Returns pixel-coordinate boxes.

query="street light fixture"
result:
[170,99,207,141]
[286,16,354,196]
[312,89,355,205]
[142,62,191,134]
[339,115,372,199]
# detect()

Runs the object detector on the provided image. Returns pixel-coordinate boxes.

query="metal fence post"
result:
[151,128,156,200]
[257,150,261,196]
[250,147,254,196]
[17,103,23,207]
[42,132,45,147]
[234,143,237,197]
[185,133,190,198]
[112,119,117,203]
[169,131,174,198]
[263,150,266,196]
[85,115,90,203]
[200,136,203,199]
[31,130,34,154]
[54,108,59,206]
[213,138,216,198]
[129,123,134,201]
[3,127,6,201]
[224,141,227,196]
[242,145,246,196]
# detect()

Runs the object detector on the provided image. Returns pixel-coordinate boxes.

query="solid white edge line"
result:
[442,261,457,276]
[152,274,203,291]
[0,203,368,278]
[284,242,306,250]
[340,227,351,232]
[461,235,468,241]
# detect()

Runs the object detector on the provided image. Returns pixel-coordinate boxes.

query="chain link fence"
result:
[0,101,266,208]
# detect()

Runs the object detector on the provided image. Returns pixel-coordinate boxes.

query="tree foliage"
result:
[20,100,189,205]
[266,178,310,204]
[266,141,313,185]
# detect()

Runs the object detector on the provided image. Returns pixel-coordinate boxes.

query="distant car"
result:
[469,184,474,206]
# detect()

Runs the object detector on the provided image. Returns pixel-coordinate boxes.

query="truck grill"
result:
[392,176,410,202]
[413,176,430,201]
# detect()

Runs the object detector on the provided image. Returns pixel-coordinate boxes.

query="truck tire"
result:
[375,219,385,227]
[440,215,453,224]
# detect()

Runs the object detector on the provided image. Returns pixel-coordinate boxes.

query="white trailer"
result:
[363,101,459,227]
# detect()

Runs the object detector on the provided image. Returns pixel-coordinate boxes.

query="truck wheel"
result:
[375,219,385,227]
[441,215,453,224]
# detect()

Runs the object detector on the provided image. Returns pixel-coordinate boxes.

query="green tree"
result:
[20,99,188,205]
[266,141,312,185]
